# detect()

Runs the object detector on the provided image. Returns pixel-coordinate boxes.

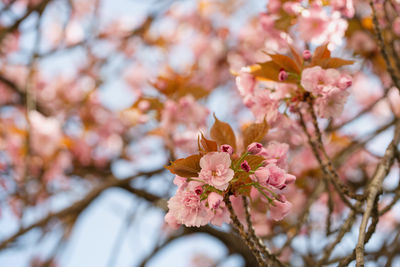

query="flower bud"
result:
[247,142,263,154]
[302,50,312,60]
[221,144,233,155]
[278,69,288,81]
[338,74,352,90]
[208,192,223,209]
[240,160,251,172]
[194,185,203,195]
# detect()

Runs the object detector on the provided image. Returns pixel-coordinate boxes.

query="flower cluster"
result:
[164,118,296,228]
[236,44,354,126]
[301,66,352,118]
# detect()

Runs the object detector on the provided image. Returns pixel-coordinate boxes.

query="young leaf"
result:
[165,154,202,178]
[316,57,355,69]
[288,44,303,69]
[248,61,281,82]
[242,120,269,149]
[210,114,237,151]
[249,61,298,83]
[311,43,331,66]
[199,133,218,153]
[268,53,301,74]
[244,155,265,170]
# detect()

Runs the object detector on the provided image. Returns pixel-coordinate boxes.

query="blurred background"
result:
[1,0,400,266]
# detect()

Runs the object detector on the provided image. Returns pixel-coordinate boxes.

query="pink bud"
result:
[194,186,203,195]
[240,160,251,172]
[278,69,288,81]
[285,174,296,185]
[208,192,223,209]
[221,144,233,155]
[302,50,312,60]
[248,142,263,154]
[338,74,352,90]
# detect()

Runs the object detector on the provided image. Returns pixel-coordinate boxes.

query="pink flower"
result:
[208,192,230,226]
[301,66,326,94]
[210,206,230,226]
[248,142,263,154]
[269,196,292,221]
[173,175,188,190]
[298,7,347,46]
[254,164,287,189]
[315,86,349,118]
[236,71,256,107]
[331,0,355,18]
[164,212,180,229]
[253,163,296,190]
[221,144,233,155]
[166,181,212,227]
[323,68,341,85]
[258,141,289,169]
[338,74,353,90]
[208,192,223,209]
[298,7,329,43]
[250,90,280,124]
[199,152,234,190]
[282,2,302,15]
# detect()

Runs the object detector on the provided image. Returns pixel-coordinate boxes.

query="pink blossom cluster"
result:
[165,141,296,228]
[301,66,352,118]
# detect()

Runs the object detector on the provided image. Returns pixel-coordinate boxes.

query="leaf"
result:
[151,73,209,100]
[248,61,280,82]
[268,53,301,74]
[311,43,331,66]
[249,61,298,83]
[176,85,209,100]
[242,120,269,149]
[199,133,218,153]
[316,57,355,69]
[288,44,303,69]
[165,154,202,178]
[210,114,237,151]
[244,155,265,170]
[231,172,253,196]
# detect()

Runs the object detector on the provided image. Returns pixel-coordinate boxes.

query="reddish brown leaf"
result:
[316,57,355,69]
[176,85,209,100]
[288,44,303,70]
[165,154,202,178]
[268,53,301,74]
[199,133,218,153]
[244,155,265,170]
[250,61,298,83]
[311,43,331,65]
[249,61,281,82]
[210,114,237,151]
[242,120,269,150]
